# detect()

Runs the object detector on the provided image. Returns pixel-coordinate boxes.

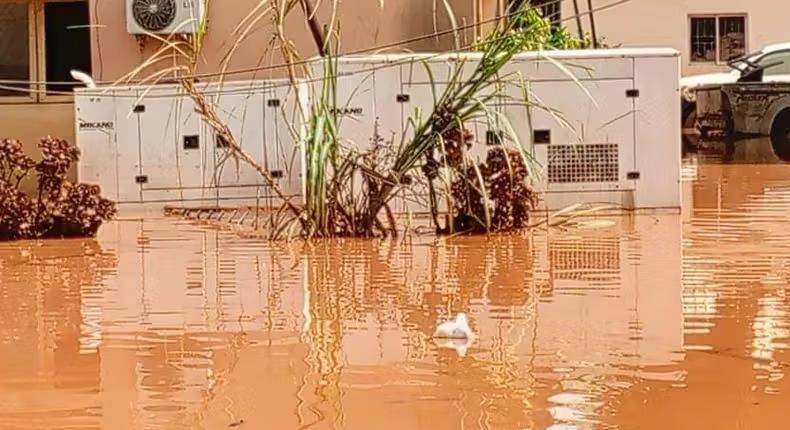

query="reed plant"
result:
[300,3,550,237]
[113,1,602,238]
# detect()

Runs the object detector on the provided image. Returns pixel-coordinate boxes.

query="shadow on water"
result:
[3,145,790,428]
[685,135,790,165]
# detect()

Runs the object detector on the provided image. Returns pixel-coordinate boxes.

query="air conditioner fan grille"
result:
[132,0,177,32]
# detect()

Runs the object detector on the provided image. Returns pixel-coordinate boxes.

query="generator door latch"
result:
[267,98,281,107]
[396,94,410,103]
[135,175,149,184]
[626,89,640,98]
[133,104,146,113]
[183,135,200,150]
[270,170,284,179]
[486,130,504,146]
[627,171,640,180]
[533,129,551,144]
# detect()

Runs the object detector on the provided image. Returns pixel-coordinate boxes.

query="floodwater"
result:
[3,152,790,429]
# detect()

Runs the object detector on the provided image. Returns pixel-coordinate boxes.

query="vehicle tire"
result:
[770,109,790,161]
[682,102,700,147]
[721,94,735,139]
[723,137,736,162]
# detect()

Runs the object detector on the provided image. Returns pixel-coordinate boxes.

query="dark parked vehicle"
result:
[681,43,790,158]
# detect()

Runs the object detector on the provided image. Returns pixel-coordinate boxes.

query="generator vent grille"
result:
[547,144,619,183]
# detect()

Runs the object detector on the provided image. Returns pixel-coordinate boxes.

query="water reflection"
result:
[3,154,790,428]
[0,239,115,429]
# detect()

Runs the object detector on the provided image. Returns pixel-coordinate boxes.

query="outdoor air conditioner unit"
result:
[126,0,205,35]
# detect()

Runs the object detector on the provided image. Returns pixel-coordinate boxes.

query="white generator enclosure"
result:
[75,80,306,207]
[318,48,681,212]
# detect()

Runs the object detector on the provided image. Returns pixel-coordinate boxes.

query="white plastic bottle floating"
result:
[433,313,475,357]
[434,313,474,339]
[434,336,474,357]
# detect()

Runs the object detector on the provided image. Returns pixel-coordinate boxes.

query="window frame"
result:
[0,0,37,103]
[507,0,561,26]
[534,0,561,27]
[37,0,91,103]
[0,0,90,104]
[688,13,749,65]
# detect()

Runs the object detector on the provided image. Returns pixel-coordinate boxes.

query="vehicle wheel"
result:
[721,94,735,139]
[723,137,736,162]
[770,109,790,161]
[682,102,700,147]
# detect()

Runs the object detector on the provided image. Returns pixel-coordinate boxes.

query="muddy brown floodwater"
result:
[2,156,790,429]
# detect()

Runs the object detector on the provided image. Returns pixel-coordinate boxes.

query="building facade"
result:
[0,0,473,189]
[6,0,783,191]
[484,0,788,75]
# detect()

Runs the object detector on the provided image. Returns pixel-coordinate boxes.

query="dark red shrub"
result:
[0,136,116,241]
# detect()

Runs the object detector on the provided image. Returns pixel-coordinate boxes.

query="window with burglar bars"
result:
[0,0,91,103]
[509,0,561,27]
[690,15,747,63]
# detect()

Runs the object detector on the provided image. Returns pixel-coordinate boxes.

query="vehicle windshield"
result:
[728,47,790,80]
[728,51,765,71]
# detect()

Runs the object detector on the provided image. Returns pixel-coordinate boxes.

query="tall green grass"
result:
[111,1,604,238]
[298,3,552,237]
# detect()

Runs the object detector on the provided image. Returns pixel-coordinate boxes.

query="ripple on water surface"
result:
[1,159,790,429]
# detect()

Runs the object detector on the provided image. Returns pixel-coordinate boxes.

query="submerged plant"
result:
[0,139,38,240]
[440,129,537,233]
[294,3,547,238]
[357,8,544,234]
[482,146,537,230]
[0,137,116,241]
[0,138,36,185]
[118,0,597,239]
[302,54,340,236]
[0,182,35,240]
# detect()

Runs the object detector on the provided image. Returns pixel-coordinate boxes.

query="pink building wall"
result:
[10,0,474,192]
[89,0,476,82]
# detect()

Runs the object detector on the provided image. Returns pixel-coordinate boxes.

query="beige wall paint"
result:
[90,0,476,82]
[4,102,77,193]
[479,0,787,75]
[549,0,787,76]
[7,1,476,194]
[1,103,74,146]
